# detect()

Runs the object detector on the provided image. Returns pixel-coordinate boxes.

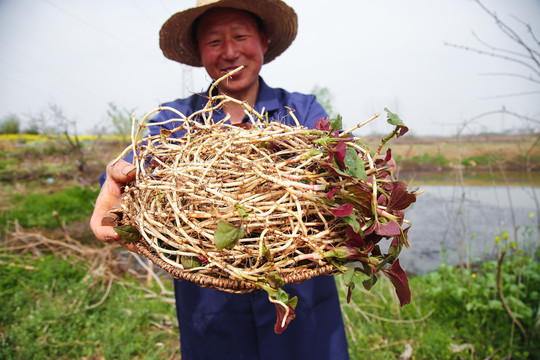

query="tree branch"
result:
[473,0,540,69]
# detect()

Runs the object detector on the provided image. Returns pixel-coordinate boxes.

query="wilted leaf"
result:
[266,273,284,289]
[383,259,411,307]
[181,256,202,269]
[362,275,378,291]
[395,226,411,249]
[262,243,273,261]
[113,225,142,244]
[235,203,250,219]
[384,148,392,162]
[274,301,296,334]
[214,221,244,250]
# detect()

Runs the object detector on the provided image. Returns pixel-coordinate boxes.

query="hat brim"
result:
[159,0,298,67]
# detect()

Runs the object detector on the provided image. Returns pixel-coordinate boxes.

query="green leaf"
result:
[343,147,367,181]
[384,108,405,127]
[288,296,298,309]
[266,273,284,289]
[214,221,244,250]
[235,203,250,219]
[113,225,142,244]
[343,268,356,286]
[181,256,202,269]
[384,108,409,137]
[314,135,331,147]
[362,275,378,290]
[262,243,273,261]
[342,215,361,233]
[276,288,290,303]
[330,114,343,131]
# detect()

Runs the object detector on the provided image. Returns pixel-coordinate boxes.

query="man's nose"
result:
[222,39,239,60]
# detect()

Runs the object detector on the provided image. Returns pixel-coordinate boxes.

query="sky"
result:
[0,0,539,137]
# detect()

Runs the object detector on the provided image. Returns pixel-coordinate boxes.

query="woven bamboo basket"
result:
[105,72,417,329]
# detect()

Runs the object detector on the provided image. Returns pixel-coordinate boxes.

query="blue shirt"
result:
[146,77,328,134]
[115,78,349,360]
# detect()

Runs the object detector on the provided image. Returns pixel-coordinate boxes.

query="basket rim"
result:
[134,240,340,293]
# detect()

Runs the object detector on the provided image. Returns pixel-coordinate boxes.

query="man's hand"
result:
[90,159,139,253]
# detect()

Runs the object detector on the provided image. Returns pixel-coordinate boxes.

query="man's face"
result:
[196,8,268,98]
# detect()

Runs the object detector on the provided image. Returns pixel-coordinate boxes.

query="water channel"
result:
[397,177,539,274]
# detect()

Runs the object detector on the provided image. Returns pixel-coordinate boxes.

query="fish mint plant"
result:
[109,83,419,334]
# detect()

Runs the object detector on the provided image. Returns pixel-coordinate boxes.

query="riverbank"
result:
[365,133,540,172]
[362,133,540,187]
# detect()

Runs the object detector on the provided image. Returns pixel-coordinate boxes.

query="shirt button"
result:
[251,290,262,299]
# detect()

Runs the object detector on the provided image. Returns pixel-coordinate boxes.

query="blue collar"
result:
[196,77,280,120]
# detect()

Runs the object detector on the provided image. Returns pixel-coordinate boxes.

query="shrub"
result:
[0,115,20,134]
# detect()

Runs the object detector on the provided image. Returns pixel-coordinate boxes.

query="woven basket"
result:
[107,77,414,308]
[110,115,357,293]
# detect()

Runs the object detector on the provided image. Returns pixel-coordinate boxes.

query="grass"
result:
[0,254,179,360]
[339,244,539,359]
[0,185,100,231]
[1,242,537,359]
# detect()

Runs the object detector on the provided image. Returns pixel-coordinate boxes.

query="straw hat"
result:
[159,0,298,67]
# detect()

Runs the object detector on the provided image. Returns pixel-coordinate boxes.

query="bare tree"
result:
[27,104,89,174]
[445,0,540,130]
[447,3,540,352]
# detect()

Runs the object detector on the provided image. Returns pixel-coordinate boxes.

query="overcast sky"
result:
[0,0,539,136]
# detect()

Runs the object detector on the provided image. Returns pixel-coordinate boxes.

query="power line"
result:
[40,0,159,61]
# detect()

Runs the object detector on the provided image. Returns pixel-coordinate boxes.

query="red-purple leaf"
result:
[398,126,408,137]
[324,246,363,260]
[384,148,392,162]
[315,117,331,131]
[334,141,347,167]
[387,181,416,211]
[395,225,411,248]
[374,220,402,237]
[329,203,354,217]
[383,259,411,307]
[274,302,296,334]
[344,185,372,217]
[346,226,366,248]
[326,188,339,199]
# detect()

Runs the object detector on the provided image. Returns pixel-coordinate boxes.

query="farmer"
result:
[90,0,349,359]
